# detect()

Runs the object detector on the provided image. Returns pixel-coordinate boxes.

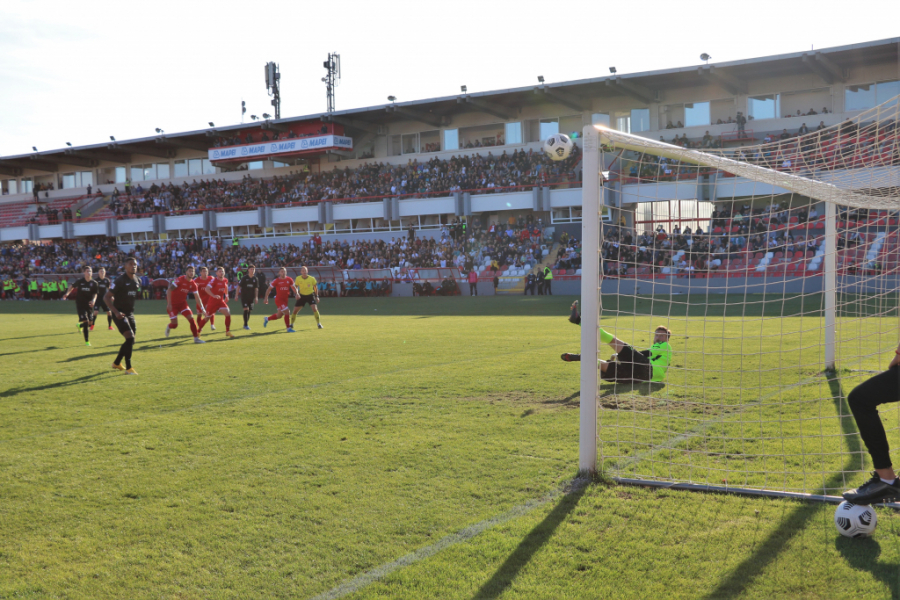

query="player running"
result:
[197,267,235,338]
[164,265,207,343]
[194,266,216,331]
[104,258,141,375]
[93,267,113,330]
[290,266,324,330]
[62,265,98,347]
[239,265,259,330]
[561,301,673,383]
[263,267,299,332]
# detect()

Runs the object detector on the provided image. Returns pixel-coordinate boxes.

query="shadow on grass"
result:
[0,372,109,398]
[701,372,864,599]
[599,381,666,399]
[472,484,586,599]
[542,390,580,406]
[0,346,63,357]
[835,537,899,599]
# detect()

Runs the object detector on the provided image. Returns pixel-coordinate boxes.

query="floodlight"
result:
[609,67,617,74]
[461,85,467,93]
[537,76,544,83]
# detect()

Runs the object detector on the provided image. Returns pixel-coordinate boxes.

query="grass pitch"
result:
[1,296,899,599]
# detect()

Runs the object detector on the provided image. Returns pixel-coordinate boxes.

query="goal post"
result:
[578,97,900,496]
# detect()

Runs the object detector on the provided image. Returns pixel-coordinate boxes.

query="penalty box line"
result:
[309,477,591,600]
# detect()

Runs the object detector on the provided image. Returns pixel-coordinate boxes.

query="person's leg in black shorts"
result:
[843,365,900,504]
[112,314,137,374]
[77,305,92,345]
[242,298,254,329]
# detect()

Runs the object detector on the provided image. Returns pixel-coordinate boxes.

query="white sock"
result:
[880,477,897,485]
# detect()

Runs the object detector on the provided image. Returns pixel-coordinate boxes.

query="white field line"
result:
[308,477,590,600]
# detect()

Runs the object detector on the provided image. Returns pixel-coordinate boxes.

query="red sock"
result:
[284,315,290,327]
[269,314,280,320]
[225,315,231,331]
[210,315,215,325]
[169,320,178,329]
[197,317,207,332]
[188,317,199,337]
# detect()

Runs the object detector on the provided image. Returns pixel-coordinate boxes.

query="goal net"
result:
[579,96,900,498]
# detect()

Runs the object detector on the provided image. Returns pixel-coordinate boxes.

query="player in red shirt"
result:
[165,265,207,343]
[197,267,235,338]
[263,267,299,331]
[193,266,216,330]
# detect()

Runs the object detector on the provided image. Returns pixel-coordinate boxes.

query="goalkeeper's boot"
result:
[568,301,581,325]
[111,363,126,371]
[560,353,581,362]
[124,368,139,375]
[843,472,900,505]
[317,323,324,329]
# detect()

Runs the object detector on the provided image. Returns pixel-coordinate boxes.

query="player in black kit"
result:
[92,267,113,330]
[104,258,141,375]
[62,266,99,347]
[239,265,259,330]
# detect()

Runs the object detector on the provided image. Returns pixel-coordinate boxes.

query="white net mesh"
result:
[591,96,900,495]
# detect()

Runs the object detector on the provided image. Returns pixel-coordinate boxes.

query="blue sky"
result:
[1,0,897,156]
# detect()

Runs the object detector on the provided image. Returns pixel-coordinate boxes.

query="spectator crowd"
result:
[104,146,581,219]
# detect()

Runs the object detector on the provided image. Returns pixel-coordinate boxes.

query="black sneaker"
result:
[561,353,581,362]
[569,302,581,325]
[842,472,900,505]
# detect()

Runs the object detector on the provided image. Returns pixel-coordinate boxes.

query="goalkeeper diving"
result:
[561,301,673,382]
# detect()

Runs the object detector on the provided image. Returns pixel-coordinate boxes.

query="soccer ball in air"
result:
[834,501,877,538]
[543,133,574,161]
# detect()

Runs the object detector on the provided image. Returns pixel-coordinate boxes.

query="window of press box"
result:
[421,130,440,153]
[115,166,127,183]
[539,118,559,140]
[63,173,93,189]
[844,80,900,111]
[748,94,780,120]
[444,129,459,151]
[174,160,188,178]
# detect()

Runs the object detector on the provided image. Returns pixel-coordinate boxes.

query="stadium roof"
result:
[1,36,897,173]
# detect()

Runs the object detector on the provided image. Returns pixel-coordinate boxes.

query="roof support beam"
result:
[386,105,447,128]
[321,115,380,135]
[802,53,834,84]
[34,154,99,169]
[697,66,746,95]
[156,137,209,152]
[815,52,846,82]
[0,164,23,177]
[534,87,591,112]
[116,144,174,159]
[459,96,518,120]
[605,77,658,105]
[0,159,58,173]
[66,148,131,164]
[262,120,292,133]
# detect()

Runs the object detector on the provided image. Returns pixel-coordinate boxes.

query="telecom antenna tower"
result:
[323,53,340,113]
[265,62,281,119]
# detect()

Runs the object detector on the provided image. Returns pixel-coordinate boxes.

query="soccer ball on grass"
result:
[834,501,877,538]
[543,133,574,161]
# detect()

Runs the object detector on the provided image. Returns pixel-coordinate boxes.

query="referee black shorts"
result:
[601,345,652,382]
[294,294,317,308]
[76,304,93,323]
[113,313,137,336]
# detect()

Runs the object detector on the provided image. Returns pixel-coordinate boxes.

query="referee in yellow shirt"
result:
[291,266,324,329]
